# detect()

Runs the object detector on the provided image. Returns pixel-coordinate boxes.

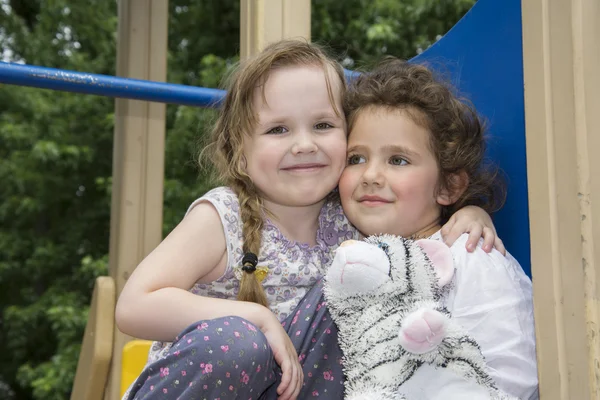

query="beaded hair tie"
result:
[240,252,269,282]
[241,252,258,273]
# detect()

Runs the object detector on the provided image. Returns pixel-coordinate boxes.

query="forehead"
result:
[348,106,432,147]
[253,64,343,113]
[351,105,429,131]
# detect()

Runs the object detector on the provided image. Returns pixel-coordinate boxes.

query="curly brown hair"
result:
[200,40,345,306]
[344,58,505,222]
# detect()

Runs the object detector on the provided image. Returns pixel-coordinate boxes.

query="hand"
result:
[260,314,303,400]
[441,205,506,255]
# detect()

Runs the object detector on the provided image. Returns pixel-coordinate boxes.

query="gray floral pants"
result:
[125,280,344,399]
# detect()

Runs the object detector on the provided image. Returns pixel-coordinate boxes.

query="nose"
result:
[291,130,318,155]
[361,161,384,187]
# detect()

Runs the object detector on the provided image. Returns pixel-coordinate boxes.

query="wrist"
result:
[244,301,276,331]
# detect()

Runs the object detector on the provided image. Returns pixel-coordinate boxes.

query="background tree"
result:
[0,0,475,398]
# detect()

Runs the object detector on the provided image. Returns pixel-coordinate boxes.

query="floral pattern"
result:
[147,187,358,365]
[125,281,346,399]
[148,187,358,362]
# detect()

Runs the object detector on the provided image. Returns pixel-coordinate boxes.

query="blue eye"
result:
[266,126,288,134]
[347,154,365,165]
[390,156,408,166]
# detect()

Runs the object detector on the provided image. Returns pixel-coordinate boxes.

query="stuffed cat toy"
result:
[323,235,516,400]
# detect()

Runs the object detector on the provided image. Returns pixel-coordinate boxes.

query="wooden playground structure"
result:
[1,0,599,399]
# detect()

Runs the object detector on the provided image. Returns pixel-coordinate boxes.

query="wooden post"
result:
[240,0,311,60]
[70,278,115,400]
[105,1,168,399]
[522,0,600,398]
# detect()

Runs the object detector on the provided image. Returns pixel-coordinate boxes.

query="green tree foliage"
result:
[0,0,474,398]
[313,0,477,68]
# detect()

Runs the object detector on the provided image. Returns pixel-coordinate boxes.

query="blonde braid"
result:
[235,181,268,307]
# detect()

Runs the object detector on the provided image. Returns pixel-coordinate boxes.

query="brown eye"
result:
[315,122,333,130]
[266,126,287,134]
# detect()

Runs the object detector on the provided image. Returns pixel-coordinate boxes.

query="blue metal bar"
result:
[0,62,226,108]
[0,62,361,108]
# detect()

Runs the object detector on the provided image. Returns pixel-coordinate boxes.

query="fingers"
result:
[277,358,291,396]
[481,227,506,255]
[285,359,299,400]
[481,226,495,253]
[465,224,483,252]
[494,235,506,256]
[442,209,507,255]
[288,358,303,400]
[294,366,303,399]
[277,355,303,400]
[440,216,460,248]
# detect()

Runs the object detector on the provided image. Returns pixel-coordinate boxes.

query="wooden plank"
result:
[104,1,168,399]
[522,0,600,398]
[240,0,310,60]
[70,277,116,400]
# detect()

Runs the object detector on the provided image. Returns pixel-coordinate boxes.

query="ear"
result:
[415,239,454,287]
[436,171,468,206]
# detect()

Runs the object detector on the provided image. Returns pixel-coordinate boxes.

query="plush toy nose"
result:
[399,308,448,354]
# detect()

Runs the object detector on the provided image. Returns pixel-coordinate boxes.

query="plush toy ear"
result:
[415,239,454,287]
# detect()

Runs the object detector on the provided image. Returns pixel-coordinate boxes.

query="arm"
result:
[115,202,275,342]
[117,201,303,399]
[447,236,539,400]
[441,206,506,255]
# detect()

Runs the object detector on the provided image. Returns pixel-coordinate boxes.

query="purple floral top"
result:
[146,186,358,364]
[189,186,358,321]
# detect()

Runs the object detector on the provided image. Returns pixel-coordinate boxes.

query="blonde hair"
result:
[202,40,345,306]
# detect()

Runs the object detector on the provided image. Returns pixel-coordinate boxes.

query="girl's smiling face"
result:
[339,106,453,238]
[243,65,347,209]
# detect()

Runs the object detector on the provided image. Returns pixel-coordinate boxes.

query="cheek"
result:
[338,169,357,200]
[391,172,438,202]
[249,142,280,167]
[329,137,348,168]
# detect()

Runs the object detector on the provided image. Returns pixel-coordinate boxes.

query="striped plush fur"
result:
[324,235,516,400]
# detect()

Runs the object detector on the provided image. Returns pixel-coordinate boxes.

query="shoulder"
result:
[180,189,234,281]
[186,186,238,216]
[442,233,524,275]
[183,186,240,251]
[180,198,225,239]
[440,231,533,313]
[185,186,242,231]
[430,231,533,305]
[438,233,538,399]
[185,185,243,231]
[321,193,344,217]
[319,194,361,242]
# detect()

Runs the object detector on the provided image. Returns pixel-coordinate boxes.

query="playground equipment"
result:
[0,0,599,398]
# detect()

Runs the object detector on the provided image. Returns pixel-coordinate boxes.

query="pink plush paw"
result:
[398,309,448,354]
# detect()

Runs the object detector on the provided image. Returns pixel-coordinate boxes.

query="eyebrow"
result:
[257,110,343,126]
[313,111,343,120]
[347,143,420,159]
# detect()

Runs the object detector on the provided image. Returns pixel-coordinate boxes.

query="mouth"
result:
[357,195,392,206]
[281,163,327,172]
